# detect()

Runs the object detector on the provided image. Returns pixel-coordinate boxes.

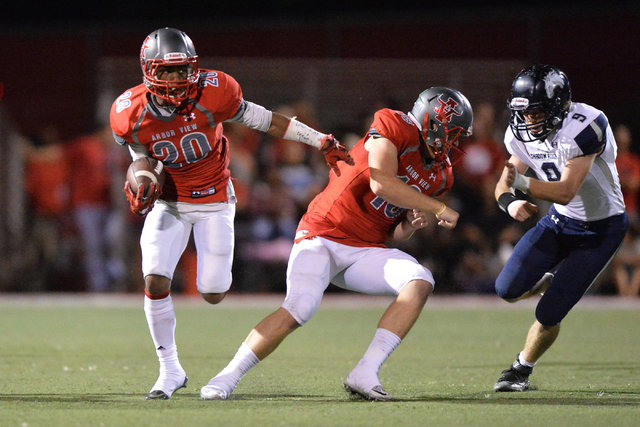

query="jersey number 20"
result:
[152,132,211,168]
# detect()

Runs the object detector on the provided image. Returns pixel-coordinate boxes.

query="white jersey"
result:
[504,102,625,222]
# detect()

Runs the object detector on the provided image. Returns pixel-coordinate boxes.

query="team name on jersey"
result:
[530,153,557,160]
[151,123,199,141]
[405,164,434,191]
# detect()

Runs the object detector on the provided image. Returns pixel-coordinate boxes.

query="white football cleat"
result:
[200,383,230,400]
[145,369,188,400]
[343,371,392,401]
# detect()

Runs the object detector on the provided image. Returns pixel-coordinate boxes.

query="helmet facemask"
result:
[509,97,567,143]
[143,57,199,106]
[422,114,470,167]
[412,90,473,168]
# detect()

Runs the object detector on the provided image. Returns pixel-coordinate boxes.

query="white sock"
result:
[217,342,260,378]
[358,328,402,374]
[210,342,260,389]
[518,352,537,367]
[144,295,182,372]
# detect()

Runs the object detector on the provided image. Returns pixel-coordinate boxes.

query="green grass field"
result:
[1,294,638,426]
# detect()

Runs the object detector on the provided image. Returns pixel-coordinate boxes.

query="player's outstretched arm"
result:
[271,113,353,175]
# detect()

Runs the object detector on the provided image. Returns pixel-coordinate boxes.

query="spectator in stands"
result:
[610,222,640,297]
[610,123,640,297]
[614,124,640,223]
[65,123,129,292]
[23,125,72,290]
[455,102,507,215]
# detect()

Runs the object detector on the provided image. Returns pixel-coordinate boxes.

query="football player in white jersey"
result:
[492,65,628,392]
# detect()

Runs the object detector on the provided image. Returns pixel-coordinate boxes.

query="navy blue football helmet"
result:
[508,64,571,142]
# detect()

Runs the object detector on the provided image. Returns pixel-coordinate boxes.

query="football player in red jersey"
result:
[201,87,473,401]
[109,27,352,400]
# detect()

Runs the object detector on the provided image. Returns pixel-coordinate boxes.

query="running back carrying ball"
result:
[125,157,165,215]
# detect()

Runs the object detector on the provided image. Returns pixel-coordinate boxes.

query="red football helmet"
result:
[140,27,199,106]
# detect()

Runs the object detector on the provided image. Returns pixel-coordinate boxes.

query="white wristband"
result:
[512,168,531,193]
[283,118,324,148]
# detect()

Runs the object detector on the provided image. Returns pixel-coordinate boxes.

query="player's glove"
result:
[320,134,354,177]
[124,182,161,216]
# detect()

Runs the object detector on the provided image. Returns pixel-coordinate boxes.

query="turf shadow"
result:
[0,393,139,403]
[397,393,640,406]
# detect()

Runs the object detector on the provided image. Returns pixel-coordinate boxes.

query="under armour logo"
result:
[429,172,436,181]
[551,215,559,225]
[157,346,165,351]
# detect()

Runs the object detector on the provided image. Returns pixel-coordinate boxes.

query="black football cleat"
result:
[145,376,188,400]
[494,355,533,392]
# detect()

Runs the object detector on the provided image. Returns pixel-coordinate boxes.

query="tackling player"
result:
[109,27,352,400]
[200,87,473,401]
[493,65,628,391]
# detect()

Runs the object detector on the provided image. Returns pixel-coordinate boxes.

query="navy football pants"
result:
[495,206,628,325]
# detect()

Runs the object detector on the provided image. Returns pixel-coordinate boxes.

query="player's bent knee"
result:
[496,289,522,303]
[495,279,524,302]
[282,293,321,326]
[279,307,304,329]
[416,279,434,297]
[400,279,433,302]
[201,291,227,305]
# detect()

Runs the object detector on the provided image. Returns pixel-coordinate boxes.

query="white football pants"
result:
[140,200,235,294]
[282,237,434,325]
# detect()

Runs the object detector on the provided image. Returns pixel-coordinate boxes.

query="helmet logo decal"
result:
[434,96,461,124]
[510,97,529,109]
[544,70,565,98]
[164,52,188,62]
[140,36,152,61]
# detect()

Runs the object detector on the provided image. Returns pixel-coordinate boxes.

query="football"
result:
[126,157,165,199]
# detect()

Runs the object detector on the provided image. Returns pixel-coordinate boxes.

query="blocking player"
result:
[200,87,473,401]
[109,27,352,400]
[493,65,628,391]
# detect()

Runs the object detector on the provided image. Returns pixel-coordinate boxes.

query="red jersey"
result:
[616,151,640,217]
[65,134,111,207]
[25,145,69,216]
[297,108,453,247]
[109,69,243,204]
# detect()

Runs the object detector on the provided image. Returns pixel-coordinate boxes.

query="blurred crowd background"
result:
[1,3,639,297]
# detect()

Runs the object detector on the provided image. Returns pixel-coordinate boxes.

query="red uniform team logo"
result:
[434,96,461,124]
[140,36,152,63]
